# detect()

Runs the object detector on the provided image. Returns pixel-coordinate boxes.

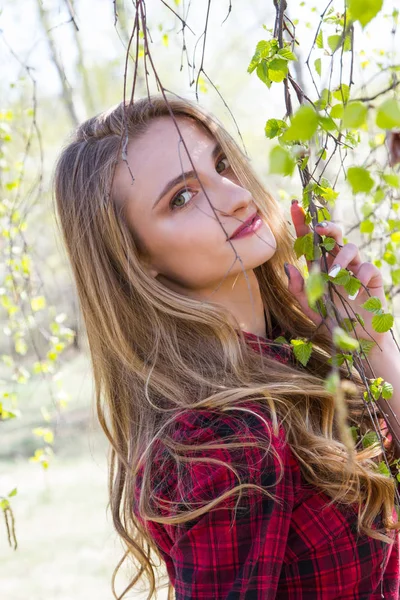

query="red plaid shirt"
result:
[133,331,400,598]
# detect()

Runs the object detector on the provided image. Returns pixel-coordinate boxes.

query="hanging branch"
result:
[268,0,400,490]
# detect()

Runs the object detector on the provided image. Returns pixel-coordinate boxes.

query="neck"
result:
[195,269,267,338]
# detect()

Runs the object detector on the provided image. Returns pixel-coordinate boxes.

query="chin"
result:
[247,234,277,268]
[241,248,276,271]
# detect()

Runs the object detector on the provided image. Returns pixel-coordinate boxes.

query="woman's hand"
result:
[285,199,392,350]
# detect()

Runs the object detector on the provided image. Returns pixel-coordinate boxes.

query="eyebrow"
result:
[152,141,223,210]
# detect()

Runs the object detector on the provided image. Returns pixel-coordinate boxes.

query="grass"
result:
[0,350,169,600]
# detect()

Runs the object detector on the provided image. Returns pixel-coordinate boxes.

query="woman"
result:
[53,94,400,599]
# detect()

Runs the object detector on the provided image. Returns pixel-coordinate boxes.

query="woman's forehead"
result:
[132,115,214,160]
[113,115,216,207]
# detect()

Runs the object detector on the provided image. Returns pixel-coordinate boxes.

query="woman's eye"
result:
[170,189,194,210]
[216,156,230,174]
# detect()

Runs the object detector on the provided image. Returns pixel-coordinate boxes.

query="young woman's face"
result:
[114,115,277,295]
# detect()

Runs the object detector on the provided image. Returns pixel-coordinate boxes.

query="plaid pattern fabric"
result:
[133,330,400,599]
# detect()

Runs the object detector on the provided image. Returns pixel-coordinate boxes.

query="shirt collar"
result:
[241,329,294,365]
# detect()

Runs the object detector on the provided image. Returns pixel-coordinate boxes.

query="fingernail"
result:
[291,199,299,205]
[284,262,291,281]
[348,290,359,301]
[328,264,341,278]
[316,221,328,228]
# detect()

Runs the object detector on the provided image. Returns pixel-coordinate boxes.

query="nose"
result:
[212,175,253,218]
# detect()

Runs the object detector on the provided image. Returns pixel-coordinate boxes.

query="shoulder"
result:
[144,401,301,518]
[169,400,286,454]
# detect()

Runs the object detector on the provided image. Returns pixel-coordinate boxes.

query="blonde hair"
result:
[53,94,399,600]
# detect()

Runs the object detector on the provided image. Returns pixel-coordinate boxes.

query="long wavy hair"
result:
[53,94,399,600]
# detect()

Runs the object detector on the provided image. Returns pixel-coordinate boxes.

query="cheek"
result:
[157,211,224,252]
[147,213,231,283]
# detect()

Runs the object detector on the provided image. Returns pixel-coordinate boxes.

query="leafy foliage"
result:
[247,0,399,502]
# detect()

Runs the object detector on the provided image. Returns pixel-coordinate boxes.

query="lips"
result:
[228,212,259,240]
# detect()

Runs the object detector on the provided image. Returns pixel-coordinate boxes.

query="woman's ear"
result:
[147,266,159,279]
[139,254,159,279]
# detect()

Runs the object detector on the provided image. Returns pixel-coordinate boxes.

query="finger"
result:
[348,262,384,301]
[315,220,345,272]
[352,261,382,285]
[327,243,362,279]
[314,220,344,247]
[290,199,309,238]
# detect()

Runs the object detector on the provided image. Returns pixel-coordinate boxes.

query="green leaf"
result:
[318,115,337,132]
[344,33,352,52]
[330,268,350,286]
[333,326,360,351]
[360,219,374,234]
[282,105,319,142]
[327,353,352,367]
[342,317,356,333]
[390,231,400,243]
[373,187,385,204]
[371,384,382,401]
[383,174,400,188]
[305,266,326,308]
[347,166,374,194]
[391,268,400,285]
[0,499,10,510]
[320,88,332,107]
[348,0,384,28]
[255,40,271,57]
[361,296,382,314]
[290,339,313,366]
[350,426,359,443]
[293,232,315,260]
[355,313,365,327]
[342,102,368,128]
[333,84,350,103]
[344,277,361,296]
[268,57,289,82]
[300,156,309,171]
[316,29,324,49]
[328,34,341,53]
[274,336,288,345]
[330,104,344,120]
[265,118,288,139]
[377,461,391,476]
[382,381,394,400]
[376,99,400,129]
[359,338,376,356]
[362,430,380,449]
[278,47,297,61]
[314,58,321,77]
[372,313,394,333]
[248,41,271,73]
[293,236,305,258]
[383,250,396,265]
[8,488,17,497]
[269,146,296,176]
[321,236,336,251]
[256,61,271,86]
